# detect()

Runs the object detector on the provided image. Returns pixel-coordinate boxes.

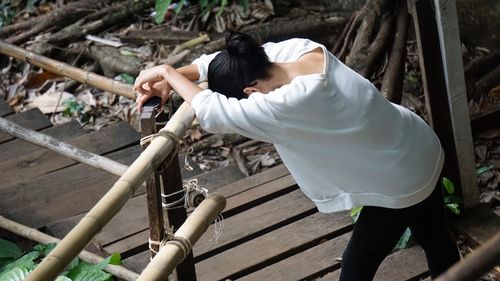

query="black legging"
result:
[339,185,461,280]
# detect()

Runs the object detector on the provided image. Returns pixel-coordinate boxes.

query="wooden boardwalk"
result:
[1,97,481,281]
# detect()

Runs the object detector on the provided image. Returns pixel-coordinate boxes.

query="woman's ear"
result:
[243,86,260,96]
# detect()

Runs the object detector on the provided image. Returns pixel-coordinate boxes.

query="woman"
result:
[134,31,460,280]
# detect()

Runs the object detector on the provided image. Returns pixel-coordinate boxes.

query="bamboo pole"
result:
[137,194,226,281]
[435,231,500,281]
[25,102,196,281]
[0,215,139,281]
[0,40,135,99]
[0,117,129,177]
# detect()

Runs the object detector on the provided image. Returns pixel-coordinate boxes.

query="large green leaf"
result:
[155,0,172,24]
[0,240,22,259]
[0,252,39,274]
[0,267,30,281]
[71,267,112,281]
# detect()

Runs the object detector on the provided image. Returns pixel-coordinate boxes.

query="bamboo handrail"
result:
[0,117,129,177]
[435,231,500,281]
[0,215,139,281]
[24,104,195,281]
[137,194,226,281]
[0,40,135,99]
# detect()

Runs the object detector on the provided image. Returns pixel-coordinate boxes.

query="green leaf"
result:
[33,243,56,258]
[395,228,412,250]
[0,267,30,281]
[119,73,135,85]
[0,251,39,274]
[349,206,363,223]
[96,253,121,270]
[67,257,80,271]
[199,0,208,11]
[442,177,454,194]
[476,164,495,175]
[0,239,22,260]
[174,0,186,14]
[216,0,228,16]
[71,268,112,281]
[447,203,461,216]
[155,0,172,24]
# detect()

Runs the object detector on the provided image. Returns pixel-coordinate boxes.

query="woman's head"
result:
[208,30,272,99]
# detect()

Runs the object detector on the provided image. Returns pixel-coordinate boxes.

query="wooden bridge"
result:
[0,97,438,280]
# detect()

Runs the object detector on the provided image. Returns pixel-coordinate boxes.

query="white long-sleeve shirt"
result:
[190,38,444,213]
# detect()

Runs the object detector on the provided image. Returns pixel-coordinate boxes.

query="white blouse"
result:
[190,38,443,213]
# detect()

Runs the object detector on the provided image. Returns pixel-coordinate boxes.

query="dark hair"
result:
[207,30,272,99]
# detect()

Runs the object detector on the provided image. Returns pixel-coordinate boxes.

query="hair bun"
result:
[224,30,260,56]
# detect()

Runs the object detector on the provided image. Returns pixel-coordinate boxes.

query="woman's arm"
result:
[135,64,200,111]
[134,64,204,105]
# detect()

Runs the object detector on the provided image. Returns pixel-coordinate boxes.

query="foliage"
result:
[442,177,462,216]
[0,239,121,281]
[394,228,412,250]
[154,0,249,24]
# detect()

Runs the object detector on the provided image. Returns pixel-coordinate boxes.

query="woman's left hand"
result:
[133,65,171,112]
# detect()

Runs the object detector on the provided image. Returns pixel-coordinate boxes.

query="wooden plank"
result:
[0,121,139,186]
[222,174,297,218]
[432,0,478,208]
[454,207,500,245]
[0,99,13,117]
[195,212,353,280]
[239,232,351,281]
[410,0,479,208]
[0,120,84,162]
[194,189,318,260]
[140,100,165,258]
[320,246,428,281]
[102,169,297,256]
[0,108,51,143]
[2,146,142,228]
[214,164,290,199]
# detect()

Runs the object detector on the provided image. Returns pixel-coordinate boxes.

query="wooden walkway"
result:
[2,97,495,280]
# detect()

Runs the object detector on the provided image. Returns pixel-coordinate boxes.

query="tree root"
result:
[381,0,410,104]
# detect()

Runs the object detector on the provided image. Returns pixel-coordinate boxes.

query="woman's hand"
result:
[133,65,171,112]
[134,64,205,108]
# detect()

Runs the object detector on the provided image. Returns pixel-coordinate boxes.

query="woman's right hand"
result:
[134,66,172,112]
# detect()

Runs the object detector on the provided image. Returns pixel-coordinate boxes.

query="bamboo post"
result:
[140,97,165,257]
[0,116,129,177]
[0,215,139,281]
[137,194,226,281]
[435,232,500,281]
[0,40,135,99]
[25,102,196,281]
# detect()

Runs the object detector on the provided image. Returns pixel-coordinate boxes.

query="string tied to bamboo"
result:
[148,234,192,261]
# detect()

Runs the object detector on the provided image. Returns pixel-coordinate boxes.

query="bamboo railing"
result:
[0,40,134,99]
[435,231,500,281]
[0,117,130,177]
[0,40,226,281]
[137,194,226,281]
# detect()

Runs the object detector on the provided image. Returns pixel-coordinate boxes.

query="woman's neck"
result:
[266,62,296,88]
